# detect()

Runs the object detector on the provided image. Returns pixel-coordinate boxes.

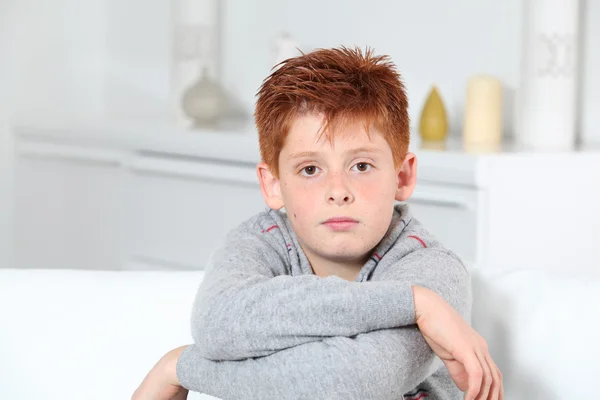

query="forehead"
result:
[283,113,388,153]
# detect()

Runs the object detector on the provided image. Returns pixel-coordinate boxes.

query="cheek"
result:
[357,176,396,202]
[282,180,320,215]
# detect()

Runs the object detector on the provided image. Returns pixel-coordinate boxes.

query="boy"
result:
[133,47,502,400]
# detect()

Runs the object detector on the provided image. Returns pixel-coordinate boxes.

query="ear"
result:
[257,162,285,210]
[394,153,417,202]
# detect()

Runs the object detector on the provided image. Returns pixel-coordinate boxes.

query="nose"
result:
[326,172,355,206]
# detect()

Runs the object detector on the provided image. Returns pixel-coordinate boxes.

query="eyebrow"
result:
[286,147,383,160]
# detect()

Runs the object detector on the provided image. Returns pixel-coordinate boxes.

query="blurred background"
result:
[1,3,600,398]
[0,0,599,273]
[1,0,599,132]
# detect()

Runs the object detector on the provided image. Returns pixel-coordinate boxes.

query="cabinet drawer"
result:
[406,182,486,264]
[124,156,266,270]
[14,145,124,270]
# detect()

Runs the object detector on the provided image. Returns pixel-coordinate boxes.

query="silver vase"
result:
[181,66,225,129]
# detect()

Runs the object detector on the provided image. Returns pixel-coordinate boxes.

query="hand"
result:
[413,286,503,400]
[132,345,190,400]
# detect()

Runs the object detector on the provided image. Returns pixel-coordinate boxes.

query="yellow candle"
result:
[463,75,503,147]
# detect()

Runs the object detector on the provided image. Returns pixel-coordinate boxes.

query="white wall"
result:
[104,0,171,119]
[95,0,525,135]
[223,0,524,137]
[1,0,109,267]
[9,0,107,120]
[100,0,600,143]
[5,0,600,142]
[221,0,600,143]
[0,1,17,268]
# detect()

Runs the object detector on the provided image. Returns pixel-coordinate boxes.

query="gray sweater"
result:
[176,204,472,399]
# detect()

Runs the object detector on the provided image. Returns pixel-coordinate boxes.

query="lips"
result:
[322,217,359,231]
[324,217,358,224]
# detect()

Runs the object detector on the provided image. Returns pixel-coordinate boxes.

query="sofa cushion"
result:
[1,267,598,400]
[471,267,600,400]
[0,269,217,400]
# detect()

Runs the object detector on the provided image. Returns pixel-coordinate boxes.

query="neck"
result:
[303,248,369,281]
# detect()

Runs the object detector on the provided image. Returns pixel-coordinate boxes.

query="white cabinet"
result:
[407,182,487,265]
[408,151,600,274]
[14,142,126,270]
[12,136,267,271]
[124,154,265,270]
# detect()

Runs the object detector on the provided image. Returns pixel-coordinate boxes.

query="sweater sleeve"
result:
[177,327,439,400]
[190,223,416,361]
[369,246,472,322]
[178,245,471,399]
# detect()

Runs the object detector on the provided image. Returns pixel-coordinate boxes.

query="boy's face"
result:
[258,112,416,266]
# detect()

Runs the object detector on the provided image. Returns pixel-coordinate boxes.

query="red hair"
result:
[255,46,410,178]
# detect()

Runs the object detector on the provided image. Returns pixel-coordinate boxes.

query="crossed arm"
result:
[171,234,470,399]
[133,230,500,399]
[188,239,437,360]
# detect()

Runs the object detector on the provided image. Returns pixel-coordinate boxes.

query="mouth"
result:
[322,217,359,231]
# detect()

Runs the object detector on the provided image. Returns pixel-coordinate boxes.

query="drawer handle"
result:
[129,157,258,185]
[408,196,469,209]
[18,143,123,166]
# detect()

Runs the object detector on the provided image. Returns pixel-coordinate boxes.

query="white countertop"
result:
[11,117,600,187]
[12,117,262,165]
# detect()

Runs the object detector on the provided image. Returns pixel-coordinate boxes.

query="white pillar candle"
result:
[516,0,580,150]
[463,75,503,148]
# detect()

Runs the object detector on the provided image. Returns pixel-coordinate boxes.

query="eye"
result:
[352,162,372,172]
[300,165,321,176]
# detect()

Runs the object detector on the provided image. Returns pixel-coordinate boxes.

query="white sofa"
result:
[0,267,598,400]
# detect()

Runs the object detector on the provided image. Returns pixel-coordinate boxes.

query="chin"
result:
[321,243,372,262]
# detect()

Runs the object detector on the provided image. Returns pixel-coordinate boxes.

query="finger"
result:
[484,355,501,400]
[463,353,483,400]
[474,351,492,400]
[485,353,504,400]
